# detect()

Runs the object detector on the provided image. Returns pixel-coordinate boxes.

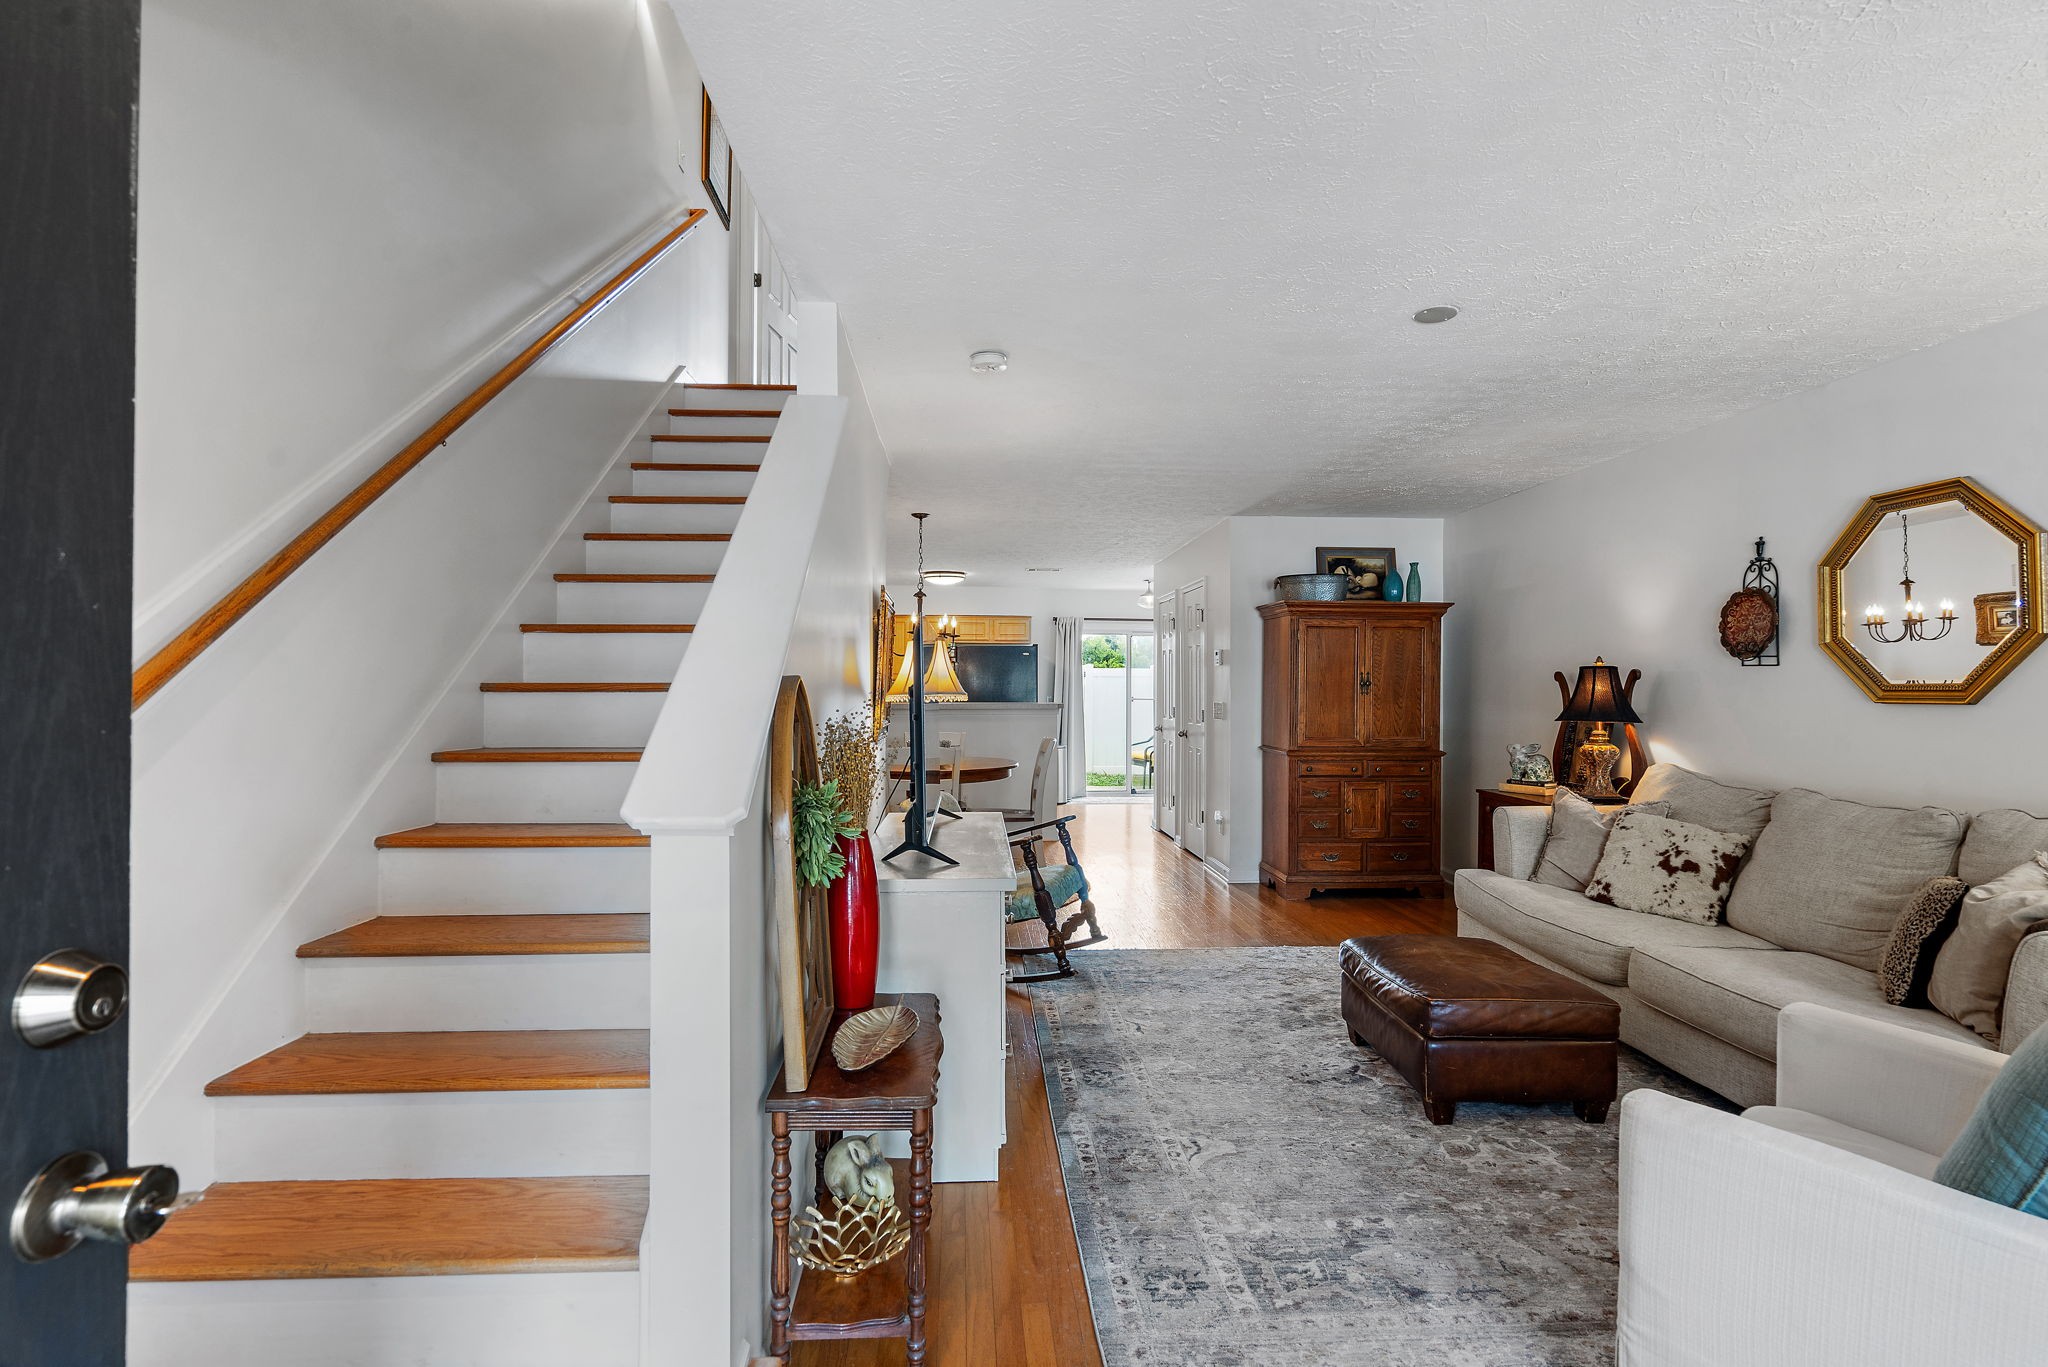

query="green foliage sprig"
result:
[795,779,861,888]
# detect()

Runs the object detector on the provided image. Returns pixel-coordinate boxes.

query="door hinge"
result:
[753,272,763,287]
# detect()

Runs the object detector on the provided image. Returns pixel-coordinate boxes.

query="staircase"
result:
[129,383,795,1367]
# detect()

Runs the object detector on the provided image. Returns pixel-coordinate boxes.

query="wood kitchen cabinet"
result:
[1257,601,1450,899]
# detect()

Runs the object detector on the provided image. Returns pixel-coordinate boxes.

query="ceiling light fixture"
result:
[1412,306,1459,324]
[921,569,967,587]
[968,350,1009,374]
[1138,578,1155,610]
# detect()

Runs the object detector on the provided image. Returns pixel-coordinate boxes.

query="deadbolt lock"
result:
[11,1152,181,1263]
[13,949,128,1048]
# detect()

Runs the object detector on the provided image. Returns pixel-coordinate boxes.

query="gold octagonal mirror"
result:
[1818,477,2045,704]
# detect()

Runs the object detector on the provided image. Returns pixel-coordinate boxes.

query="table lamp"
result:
[1555,657,1642,802]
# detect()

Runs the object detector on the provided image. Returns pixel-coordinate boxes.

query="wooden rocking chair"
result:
[1005,815,1107,983]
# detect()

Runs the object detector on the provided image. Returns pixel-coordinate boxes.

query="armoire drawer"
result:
[1295,778,1342,808]
[1367,759,1435,779]
[1295,758,1363,778]
[1366,843,1432,872]
[1296,811,1345,839]
[1388,781,1434,810]
[1386,811,1432,839]
[1298,842,1363,873]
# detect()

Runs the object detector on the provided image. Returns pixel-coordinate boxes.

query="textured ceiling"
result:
[670,1,2048,587]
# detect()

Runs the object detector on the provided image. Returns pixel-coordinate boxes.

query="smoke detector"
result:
[968,350,1009,374]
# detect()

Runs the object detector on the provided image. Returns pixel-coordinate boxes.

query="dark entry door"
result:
[2,1,142,1361]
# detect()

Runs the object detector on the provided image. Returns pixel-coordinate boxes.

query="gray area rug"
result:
[1033,946,1728,1367]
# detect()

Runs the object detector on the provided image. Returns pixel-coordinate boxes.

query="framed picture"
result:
[1315,546,1398,601]
[1976,591,2021,646]
[700,86,732,229]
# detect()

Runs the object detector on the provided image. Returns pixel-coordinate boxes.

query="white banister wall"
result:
[624,303,888,1365]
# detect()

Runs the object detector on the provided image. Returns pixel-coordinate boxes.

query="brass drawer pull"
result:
[1390,851,1411,862]
[1402,788,1423,800]
[1308,788,1330,800]
[1310,820,1331,831]
[1400,819,1421,831]
[1321,852,1340,862]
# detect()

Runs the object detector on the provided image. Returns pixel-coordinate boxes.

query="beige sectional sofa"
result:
[1453,763,2048,1107]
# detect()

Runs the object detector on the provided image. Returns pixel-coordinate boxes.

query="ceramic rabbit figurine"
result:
[823,1133,896,1206]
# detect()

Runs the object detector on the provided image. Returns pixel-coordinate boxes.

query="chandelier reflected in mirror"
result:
[1862,511,1958,644]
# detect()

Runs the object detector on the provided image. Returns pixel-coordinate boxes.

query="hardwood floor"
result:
[790,800,1453,1366]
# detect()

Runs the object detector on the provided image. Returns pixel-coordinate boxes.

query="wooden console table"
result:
[1475,788,1553,871]
[765,991,942,1363]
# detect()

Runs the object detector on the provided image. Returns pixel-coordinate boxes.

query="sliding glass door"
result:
[1082,627,1156,794]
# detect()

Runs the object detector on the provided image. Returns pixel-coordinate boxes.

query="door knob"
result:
[1177,730,1189,738]
[14,950,128,1048]
[11,1152,182,1263]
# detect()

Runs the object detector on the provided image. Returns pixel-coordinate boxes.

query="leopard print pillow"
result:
[1878,876,1969,1007]
[1584,810,1753,925]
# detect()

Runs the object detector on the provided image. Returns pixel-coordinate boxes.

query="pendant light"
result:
[1138,578,1155,610]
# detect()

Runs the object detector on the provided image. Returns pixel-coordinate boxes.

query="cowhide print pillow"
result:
[1878,876,1970,1007]
[1584,810,1753,925]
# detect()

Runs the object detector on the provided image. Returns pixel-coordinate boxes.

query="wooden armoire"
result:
[1257,600,1450,900]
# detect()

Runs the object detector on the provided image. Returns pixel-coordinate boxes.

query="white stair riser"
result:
[305,954,649,1032]
[379,847,649,913]
[556,580,713,623]
[522,630,689,682]
[663,411,777,436]
[131,1271,640,1367]
[434,760,636,824]
[678,386,790,412]
[630,467,757,498]
[609,502,745,535]
[212,1090,649,1181]
[482,690,665,747]
[581,539,728,574]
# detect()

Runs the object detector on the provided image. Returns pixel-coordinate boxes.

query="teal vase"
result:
[1405,562,1423,602]
[1382,565,1404,602]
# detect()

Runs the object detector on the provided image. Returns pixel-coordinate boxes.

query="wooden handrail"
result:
[131,207,709,710]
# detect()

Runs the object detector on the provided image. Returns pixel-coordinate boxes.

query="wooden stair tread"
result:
[631,461,761,472]
[479,681,667,693]
[299,914,650,959]
[584,532,731,542]
[553,573,713,583]
[376,823,647,849]
[129,1175,647,1282]
[649,433,770,443]
[608,495,747,505]
[519,622,693,633]
[686,382,795,390]
[430,747,643,763]
[206,1029,650,1096]
[667,407,781,418]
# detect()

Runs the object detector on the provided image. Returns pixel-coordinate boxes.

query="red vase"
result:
[827,831,880,1011]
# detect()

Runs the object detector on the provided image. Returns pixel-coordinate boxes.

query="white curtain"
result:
[1050,616,1087,802]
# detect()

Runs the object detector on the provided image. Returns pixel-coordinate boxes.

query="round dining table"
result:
[887,754,1017,785]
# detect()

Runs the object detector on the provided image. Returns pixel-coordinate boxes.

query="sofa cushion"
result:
[1960,809,2048,887]
[1628,944,1985,1063]
[1935,1016,2048,1218]
[1532,789,1669,891]
[1586,810,1751,925]
[1928,855,2048,1043]
[1627,763,1775,842]
[1878,876,1970,1007]
[1743,1105,1944,1180]
[1453,868,1776,986]
[1724,787,1968,973]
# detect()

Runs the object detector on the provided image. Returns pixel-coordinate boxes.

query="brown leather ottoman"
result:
[1340,935,1619,1125]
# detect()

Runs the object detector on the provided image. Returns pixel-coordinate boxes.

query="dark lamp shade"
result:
[1556,660,1642,725]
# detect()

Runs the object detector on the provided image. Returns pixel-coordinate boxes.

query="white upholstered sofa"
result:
[1453,764,2048,1107]
[1617,1002,2048,1366]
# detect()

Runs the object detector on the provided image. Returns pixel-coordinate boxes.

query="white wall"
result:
[1154,516,1448,880]
[131,0,733,1179]
[1443,306,2048,872]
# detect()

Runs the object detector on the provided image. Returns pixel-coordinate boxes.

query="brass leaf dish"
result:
[795,1197,910,1275]
[832,1004,918,1072]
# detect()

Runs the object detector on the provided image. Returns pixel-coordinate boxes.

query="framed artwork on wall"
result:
[700,86,732,228]
[1976,591,2021,646]
[1315,546,1398,601]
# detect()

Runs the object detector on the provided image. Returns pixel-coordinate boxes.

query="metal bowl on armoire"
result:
[1271,574,1350,602]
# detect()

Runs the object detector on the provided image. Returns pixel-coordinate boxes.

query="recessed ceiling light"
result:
[922,569,968,587]
[1026,567,1060,573]
[968,350,1009,374]
[1412,306,1459,324]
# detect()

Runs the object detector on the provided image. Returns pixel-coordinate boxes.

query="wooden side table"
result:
[764,991,942,1363]
[1476,788,1553,871]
